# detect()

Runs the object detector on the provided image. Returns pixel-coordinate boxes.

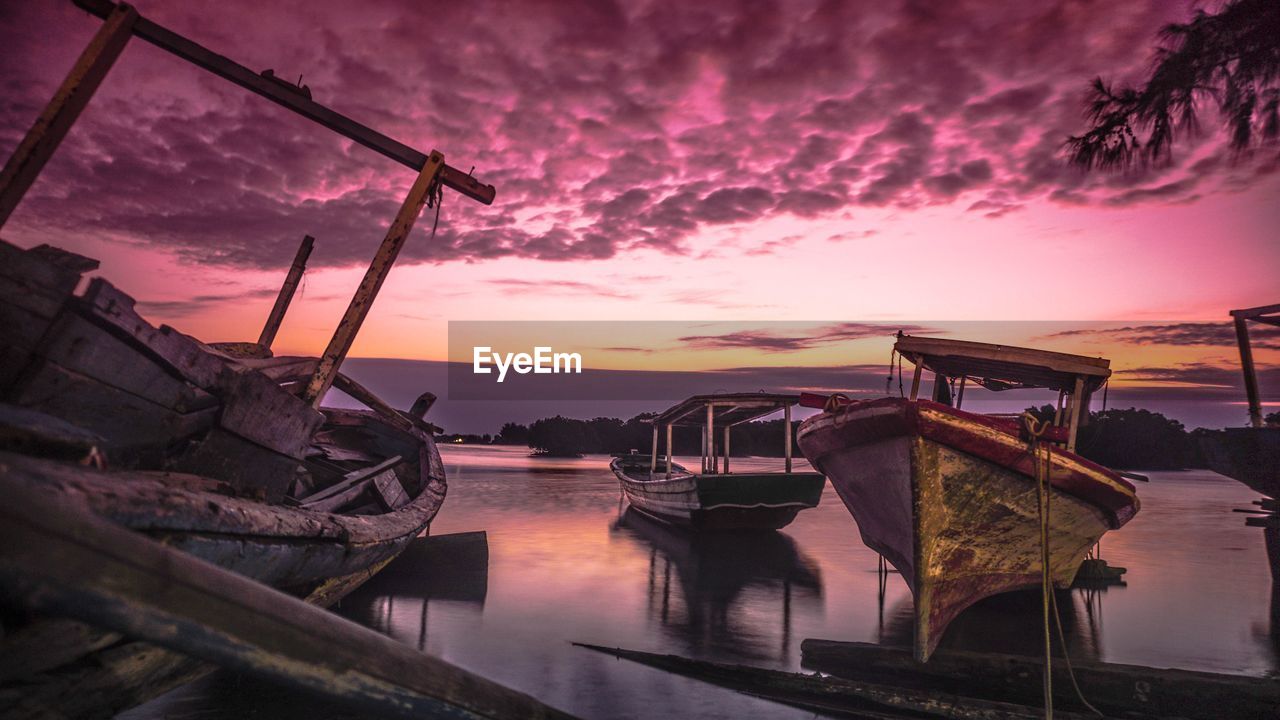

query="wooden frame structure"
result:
[0,0,496,410]
[647,393,799,479]
[895,335,1111,452]
[1231,303,1280,428]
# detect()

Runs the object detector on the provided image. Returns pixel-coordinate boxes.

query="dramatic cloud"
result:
[678,322,935,352]
[1046,322,1280,350]
[3,0,1274,272]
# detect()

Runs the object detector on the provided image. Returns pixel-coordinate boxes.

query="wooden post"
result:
[303,151,445,407]
[909,364,923,400]
[784,403,793,473]
[0,3,138,230]
[1053,390,1065,427]
[1067,375,1085,452]
[723,426,731,474]
[650,424,658,476]
[258,235,314,349]
[706,404,715,474]
[955,376,966,409]
[1235,317,1264,428]
[665,423,673,479]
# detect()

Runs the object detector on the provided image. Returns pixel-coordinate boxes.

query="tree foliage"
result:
[1067,0,1280,169]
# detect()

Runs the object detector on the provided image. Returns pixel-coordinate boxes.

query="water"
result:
[129,445,1277,719]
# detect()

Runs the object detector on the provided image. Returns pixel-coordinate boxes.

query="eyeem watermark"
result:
[473,346,582,383]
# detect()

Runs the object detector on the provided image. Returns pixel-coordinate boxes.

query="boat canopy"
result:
[894,335,1110,394]
[650,393,800,427]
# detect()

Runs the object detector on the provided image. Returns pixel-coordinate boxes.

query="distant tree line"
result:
[475,406,1244,468]
[491,414,802,458]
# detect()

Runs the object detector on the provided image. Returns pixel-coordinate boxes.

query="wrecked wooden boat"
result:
[0,0,500,713]
[611,393,825,530]
[796,335,1140,661]
[1199,303,1280,498]
[0,240,448,718]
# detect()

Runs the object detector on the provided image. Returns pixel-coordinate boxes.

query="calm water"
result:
[129,445,1278,719]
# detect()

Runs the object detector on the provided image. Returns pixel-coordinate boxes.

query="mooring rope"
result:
[1022,413,1105,719]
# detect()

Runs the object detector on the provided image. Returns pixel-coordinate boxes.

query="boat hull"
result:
[611,459,824,531]
[798,398,1138,661]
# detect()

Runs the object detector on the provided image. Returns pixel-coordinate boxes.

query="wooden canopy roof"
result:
[650,393,799,427]
[894,335,1110,394]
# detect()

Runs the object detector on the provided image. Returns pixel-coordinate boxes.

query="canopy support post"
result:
[909,364,923,400]
[650,425,658,476]
[784,403,793,473]
[665,423,673,479]
[723,426,731,475]
[1235,317,1264,428]
[706,404,716,474]
[1067,375,1085,452]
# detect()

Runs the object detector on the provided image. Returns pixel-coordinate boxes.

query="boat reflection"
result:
[611,507,823,661]
[878,585,1103,661]
[337,531,489,650]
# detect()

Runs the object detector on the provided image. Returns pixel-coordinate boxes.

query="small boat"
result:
[797,335,1140,661]
[1198,303,1280,498]
[611,393,825,530]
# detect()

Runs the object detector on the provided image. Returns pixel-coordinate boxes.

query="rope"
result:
[1022,413,1104,719]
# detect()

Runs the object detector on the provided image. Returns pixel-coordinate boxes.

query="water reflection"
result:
[338,531,489,651]
[612,507,823,661]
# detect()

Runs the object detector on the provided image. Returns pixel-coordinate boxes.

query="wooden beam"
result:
[665,423,673,479]
[650,425,658,476]
[1066,375,1085,452]
[303,152,445,407]
[723,426,730,475]
[1235,316,1264,428]
[0,475,576,720]
[784,404,793,473]
[909,364,923,401]
[258,235,314,349]
[1230,303,1280,319]
[0,2,137,230]
[706,403,715,474]
[71,0,493,205]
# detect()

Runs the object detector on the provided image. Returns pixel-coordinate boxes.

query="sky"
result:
[1,0,1277,431]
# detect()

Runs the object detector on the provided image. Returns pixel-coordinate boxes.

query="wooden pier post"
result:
[650,424,658,476]
[706,404,715,474]
[1067,375,1085,452]
[258,235,314,349]
[303,152,445,407]
[784,403,793,473]
[723,426,730,474]
[1234,316,1264,428]
[0,3,137,230]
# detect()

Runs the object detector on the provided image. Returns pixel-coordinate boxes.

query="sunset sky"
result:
[1,0,1276,430]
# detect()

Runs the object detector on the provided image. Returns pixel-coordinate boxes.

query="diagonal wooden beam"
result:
[302,152,445,407]
[258,234,314,349]
[0,2,137,230]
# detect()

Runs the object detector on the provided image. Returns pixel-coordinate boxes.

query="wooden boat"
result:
[0,0,502,713]
[1199,303,1280,498]
[796,335,1140,661]
[610,393,825,530]
[0,240,450,718]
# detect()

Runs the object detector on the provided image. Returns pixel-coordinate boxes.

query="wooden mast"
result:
[302,152,445,407]
[0,3,137,230]
[258,234,314,350]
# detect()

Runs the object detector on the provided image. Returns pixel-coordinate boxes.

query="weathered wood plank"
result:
[0,474,577,720]
[214,364,323,460]
[372,469,410,511]
[801,639,1280,720]
[258,234,313,348]
[170,427,300,501]
[299,455,402,505]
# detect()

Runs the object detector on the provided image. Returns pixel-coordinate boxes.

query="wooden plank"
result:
[70,0,494,206]
[303,151,446,407]
[0,475,574,720]
[784,403,792,473]
[332,372,422,435]
[1235,317,1264,428]
[259,235,314,348]
[1230,303,1280,319]
[300,455,403,506]
[1067,375,1085,452]
[170,427,301,501]
[575,644,1097,720]
[372,470,409,512]
[0,3,137,229]
[801,639,1279,720]
[896,336,1111,375]
[215,364,323,459]
[0,403,104,461]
